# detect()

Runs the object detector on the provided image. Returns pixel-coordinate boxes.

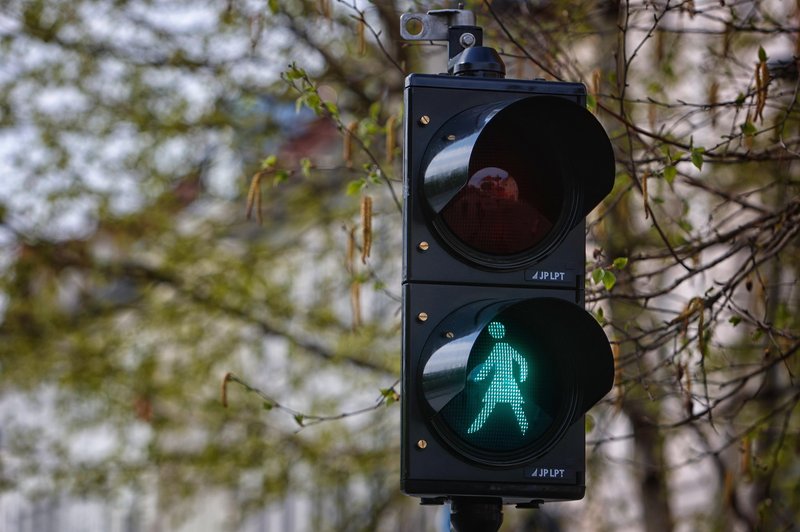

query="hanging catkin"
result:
[361,195,372,264]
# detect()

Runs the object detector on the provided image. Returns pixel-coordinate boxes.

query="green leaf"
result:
[602,270,617,291]
[305,93,321,114]
[380,387,399,406]
[300,157,312,178]
[293,414,305,427]
[368,102,381,121]
[285,63,307,81]
[346,178,366,196]
[594,306,606,325]
[591,268,604,285]
[664,165,677,184]
[612,257,628,270]
[268,0,279,14]
[729,316,742,327]
[272,169,290,186]
[261,154,277,170]
[741,121,757,136]
[758,46,767,63]
[262,401,274,411]
[691,147,705,171]
[324,101,339,118]
[647,81,663,95]
[363,121,380,136]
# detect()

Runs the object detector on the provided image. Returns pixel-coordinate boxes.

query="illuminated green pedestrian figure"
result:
[467,321,529,435]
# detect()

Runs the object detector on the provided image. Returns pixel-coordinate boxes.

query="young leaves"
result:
[691,147,705,171]
[591,257,629,292]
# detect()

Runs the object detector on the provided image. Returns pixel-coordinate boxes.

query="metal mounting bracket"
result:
[399,9,476,42]
[399,8,483,61]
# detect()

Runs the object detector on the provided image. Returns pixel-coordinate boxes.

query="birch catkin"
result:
[343,121,357,168]
[361,195,372,264]
[358,19,366,56]
[385,115,397,164]
[346,225,356,274]
[351,280,362,328]
[319,0,331,19]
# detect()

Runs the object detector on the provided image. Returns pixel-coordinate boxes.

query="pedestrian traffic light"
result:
[401,70,616,505]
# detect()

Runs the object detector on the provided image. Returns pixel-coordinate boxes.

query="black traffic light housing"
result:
[401,72,616,505]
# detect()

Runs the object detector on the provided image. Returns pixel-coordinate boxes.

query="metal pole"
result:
[449,498,503,532]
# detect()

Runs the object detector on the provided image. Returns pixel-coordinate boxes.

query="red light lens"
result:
[440,141,563,256]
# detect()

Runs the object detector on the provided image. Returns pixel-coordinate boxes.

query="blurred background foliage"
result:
[1,1,799,531]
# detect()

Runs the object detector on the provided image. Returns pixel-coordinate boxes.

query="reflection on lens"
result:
[440,165,556,255]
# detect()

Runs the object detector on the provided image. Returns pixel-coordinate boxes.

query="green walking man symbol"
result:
[467,321,529,435]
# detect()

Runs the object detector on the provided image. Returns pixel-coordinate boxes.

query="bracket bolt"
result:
[418,241,430,251]
[459,32,476,48]
[417,312,429,322]
[417,439,428,449]
[419,115,431,126]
